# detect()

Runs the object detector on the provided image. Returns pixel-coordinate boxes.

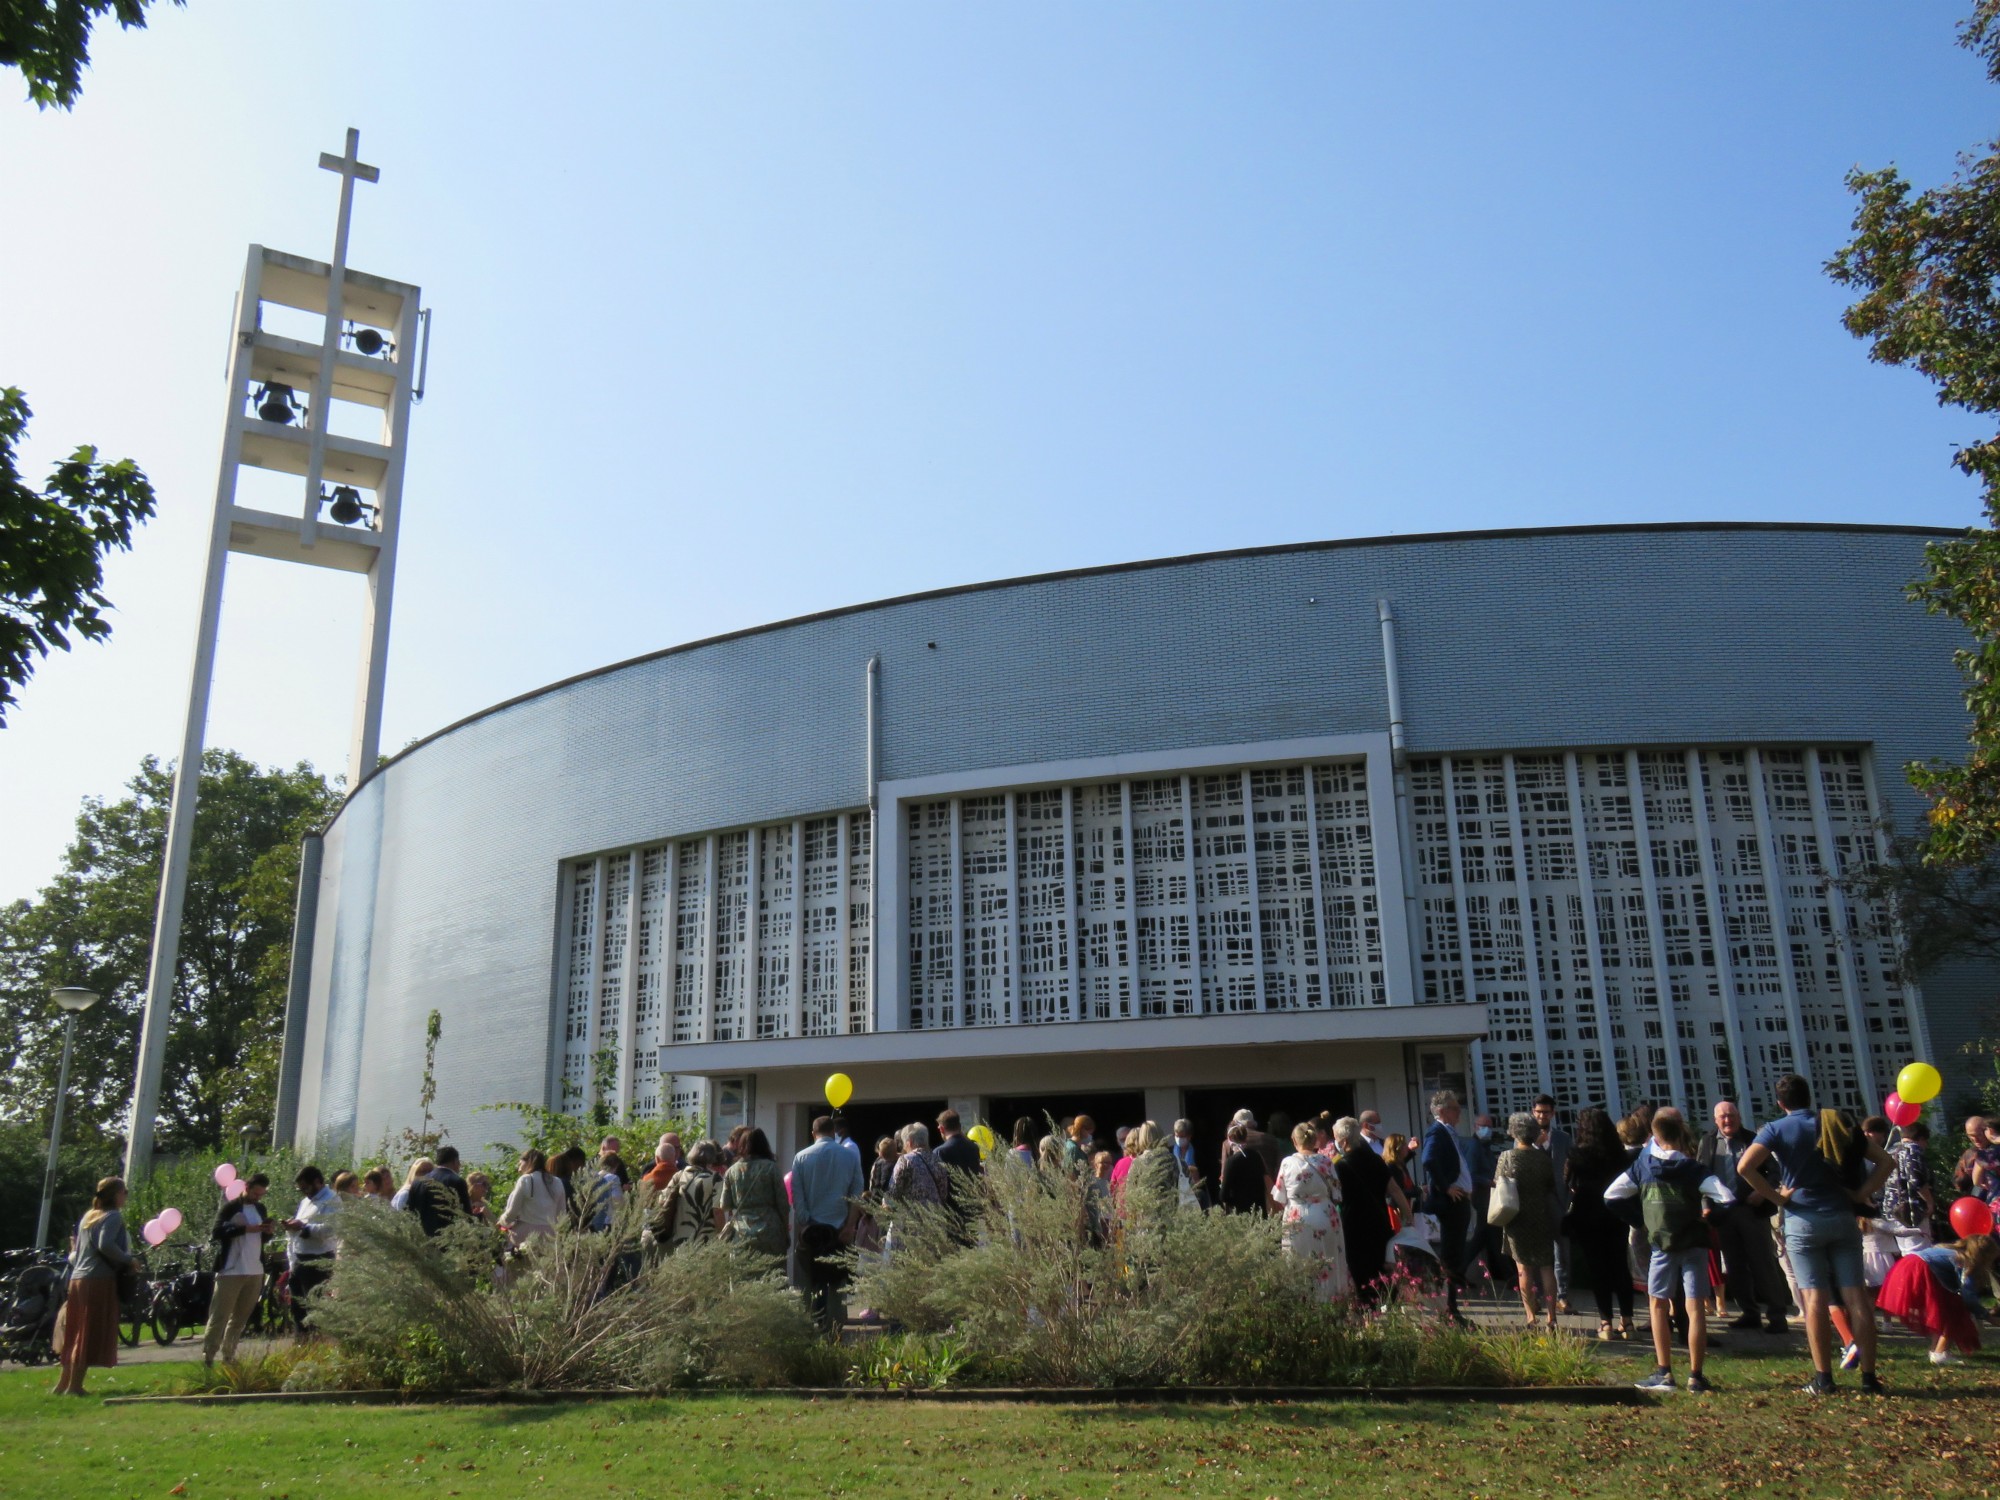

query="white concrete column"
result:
[1747,748,1812,1077]
[1501,755,1555,1096]
[1857,750,1937,1072]
[1686,749,1750,1105]
[1626,749,1691,1113]
[1563,752,1622,1118]
[1439,757,1480,1007]
[1241,770,1269,1011]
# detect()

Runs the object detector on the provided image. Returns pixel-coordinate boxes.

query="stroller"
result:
[0,1252,67,1365]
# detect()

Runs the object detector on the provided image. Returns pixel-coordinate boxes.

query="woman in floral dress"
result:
[1273,1121,1351,1302]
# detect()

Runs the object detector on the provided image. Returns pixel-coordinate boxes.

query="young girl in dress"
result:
[1875,1235,1996,1364]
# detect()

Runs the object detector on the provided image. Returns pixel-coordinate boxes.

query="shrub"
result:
[851,1162,1603,1389]
[853,1161,1323,1386]
[167,1343,320,1396]
[846,1332,974,1391]
[297,1196,819,1393]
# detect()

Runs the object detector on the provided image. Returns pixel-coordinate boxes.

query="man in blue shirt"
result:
[791,1116,866,1331]
[1737,1073,1894,1395]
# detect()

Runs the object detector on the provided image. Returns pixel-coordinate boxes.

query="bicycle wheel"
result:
[150,1290,182,1346]
[120,1298,144,1347]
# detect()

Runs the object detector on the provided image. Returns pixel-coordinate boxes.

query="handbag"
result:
[1487,1174,1521,1227]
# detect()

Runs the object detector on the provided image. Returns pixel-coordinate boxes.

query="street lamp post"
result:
[36,987,101,1249]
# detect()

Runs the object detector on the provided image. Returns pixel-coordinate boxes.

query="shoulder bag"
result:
[1487,1172,1521,1227]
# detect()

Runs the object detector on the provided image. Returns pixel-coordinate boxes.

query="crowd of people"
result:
[46,1079,2000,1398]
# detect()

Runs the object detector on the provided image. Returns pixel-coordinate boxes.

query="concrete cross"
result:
[318,128,379,274]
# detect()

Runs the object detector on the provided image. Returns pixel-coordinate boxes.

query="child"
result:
[1606,1106,1734,1393]
[1876,1235,1996,1364]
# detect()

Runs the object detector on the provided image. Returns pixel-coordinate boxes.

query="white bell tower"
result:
[124,130,428,1177]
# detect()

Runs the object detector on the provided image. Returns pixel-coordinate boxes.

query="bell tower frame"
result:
[123,130,428,1178]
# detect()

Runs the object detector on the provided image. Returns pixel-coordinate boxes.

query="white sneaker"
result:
[1839,1342,1862,1370]
[1929,1350,1958,1365]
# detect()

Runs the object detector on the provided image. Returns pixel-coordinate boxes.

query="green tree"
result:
[1827,3,2000,1049]
[0,387,156,725]
[0,749,340,1155]
[0,0,178,109]
[1828,2,2000,862]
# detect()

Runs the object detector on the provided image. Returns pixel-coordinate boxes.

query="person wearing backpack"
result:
[1605,1106,1734,1393]
[1736,1075,1895,1395]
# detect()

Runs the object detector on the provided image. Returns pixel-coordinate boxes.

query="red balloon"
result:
[1884,1092,1921,1128]
[1949,1196,1995,1240]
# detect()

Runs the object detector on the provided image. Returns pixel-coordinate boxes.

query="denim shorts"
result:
[1781,1207,1866,1293]
[1647,1247,1713,1302]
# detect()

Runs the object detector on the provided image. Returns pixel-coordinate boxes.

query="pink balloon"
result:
[213,1162,238,1187]
[142,1219,168,1246]
[224,1178,247,1201]
[158,1206,183,1233]
[1884,1092,1921,1128]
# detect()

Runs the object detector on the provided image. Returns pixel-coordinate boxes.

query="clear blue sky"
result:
[0,2,1992,901]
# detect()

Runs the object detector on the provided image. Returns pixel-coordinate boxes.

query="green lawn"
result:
[2,1341,1995,1500]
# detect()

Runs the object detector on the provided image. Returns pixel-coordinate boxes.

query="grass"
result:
[1,1340,1995,1499]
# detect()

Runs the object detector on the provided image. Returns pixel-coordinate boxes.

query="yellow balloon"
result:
[1896,1062,1942,1106]
[968,1123,995,1151]
[824,1072,853,1110]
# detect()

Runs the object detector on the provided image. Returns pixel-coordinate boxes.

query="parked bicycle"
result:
[141,1244,216,1347]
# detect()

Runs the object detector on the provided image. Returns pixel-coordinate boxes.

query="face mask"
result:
[1475,1126,1493,1140]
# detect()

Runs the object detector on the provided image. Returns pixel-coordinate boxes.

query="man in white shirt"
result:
[280,1165,340,1332]
[204,1172,274,1366]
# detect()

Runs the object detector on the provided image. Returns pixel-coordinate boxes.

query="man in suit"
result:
[1420,1089,1474,1322]
[1238,1110,1285,1181]
[933,1109,984,1242]
[1531,1094,1573,1312]
[409,1144,473,1237]
[1697,1098,1789,1331]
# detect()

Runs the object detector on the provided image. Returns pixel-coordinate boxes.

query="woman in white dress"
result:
[1273,1121,1351,1302]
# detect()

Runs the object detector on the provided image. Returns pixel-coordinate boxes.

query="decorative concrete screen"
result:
[557,812,874,1118]
[1410,746,1911,1119]
[552,745,1914,1125]
[902,759,1389,1029]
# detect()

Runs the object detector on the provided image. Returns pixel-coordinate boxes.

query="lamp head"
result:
[52,987,100,1014]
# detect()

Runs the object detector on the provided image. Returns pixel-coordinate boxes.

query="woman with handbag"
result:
[54,1177,134,1396]
[1493,1113,1561,1329]
[719,1128,789,1266]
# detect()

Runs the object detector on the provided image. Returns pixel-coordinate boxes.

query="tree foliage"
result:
[0,387,156,725]
[1826,3,2000,864]
[0,750,340,1155]
[0,0,177,109]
